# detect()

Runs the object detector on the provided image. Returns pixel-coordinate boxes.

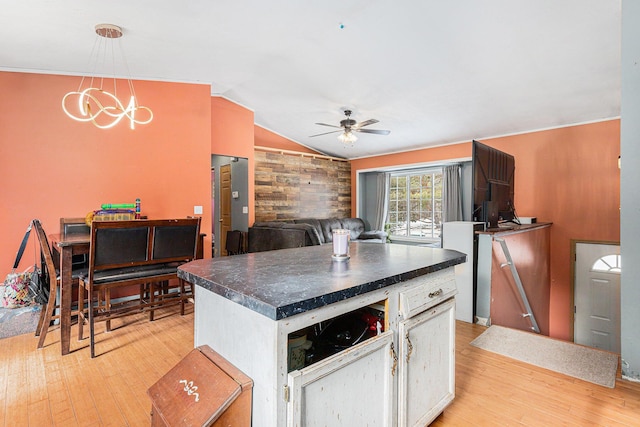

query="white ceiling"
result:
[0,1,621,159]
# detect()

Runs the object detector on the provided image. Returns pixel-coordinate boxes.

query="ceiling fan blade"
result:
[315,122,343,129]
[356,128,391,135]
[355,119,379,128]
[309,130,342,137]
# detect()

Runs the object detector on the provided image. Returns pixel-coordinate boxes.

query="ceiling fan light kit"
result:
[310,109,390,145]
[337,131,357,144]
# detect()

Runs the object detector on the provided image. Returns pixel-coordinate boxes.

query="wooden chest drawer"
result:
[147,345,253,427]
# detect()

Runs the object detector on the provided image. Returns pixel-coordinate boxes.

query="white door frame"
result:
[570,239,620,344]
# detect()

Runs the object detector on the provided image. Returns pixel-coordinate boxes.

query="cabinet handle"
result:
[390,342,398,376]
[405,332,413,363]
[428,288,443,298]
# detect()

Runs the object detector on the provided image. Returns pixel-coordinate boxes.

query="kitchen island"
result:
[178,243,466,426]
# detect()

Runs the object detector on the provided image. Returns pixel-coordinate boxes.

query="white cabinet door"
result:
[287,330,395,427]
[398,298,456,427]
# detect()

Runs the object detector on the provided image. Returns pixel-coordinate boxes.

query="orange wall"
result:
[211,97,256,225]
[254,125,320,154]
[351,120,621,340]
[350,143,472,174]
[0,71,212,277]
[4,71,619,341]
[486,121,620,341]
[208,98,324,227]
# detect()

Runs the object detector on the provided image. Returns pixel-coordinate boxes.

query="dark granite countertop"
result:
[178,243,466,321]
[475,222,552,236]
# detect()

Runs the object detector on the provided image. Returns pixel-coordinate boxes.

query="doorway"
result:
[219,164,232,255]
[211,155,249,257]
[573,241,621,353]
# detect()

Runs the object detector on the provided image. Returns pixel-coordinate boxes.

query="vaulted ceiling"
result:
[0,1,621,159]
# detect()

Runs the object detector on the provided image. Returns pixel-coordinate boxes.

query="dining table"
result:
[49,232,90,355]
[49,230,206,356]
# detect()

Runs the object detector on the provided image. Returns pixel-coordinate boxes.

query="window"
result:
[592,254,621,274]
[387,169,443,239]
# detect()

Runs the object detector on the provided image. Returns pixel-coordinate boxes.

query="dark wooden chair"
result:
[60,217,90,236]
[225,230,245,255]
[147,223,202,320]
[33,219,87,349]
[60,217,90,269]
[77,218,201,357]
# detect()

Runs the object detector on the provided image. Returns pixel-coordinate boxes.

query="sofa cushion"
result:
[248,222,322,252]
[293,218,325,244]
[92,263,179,285]
[282,223,322,245]
[356,230,387,243]
[249,217,385,253]
[339,218,365,241]
[248,227,309,252]
[318,218,343,242]
[252,221,288,228]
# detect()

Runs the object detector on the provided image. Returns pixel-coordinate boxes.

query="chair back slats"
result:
[89,219,201,273]
[32,219,56,288]
[61,217,90,236]
[32,219,63,348]
[152,224,199,259]
[60,217,91,268]
[94,226,150,267]
[80,217,201,357]
[225,230,245,255]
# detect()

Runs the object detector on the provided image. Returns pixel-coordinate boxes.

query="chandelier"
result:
[62,24,153,129]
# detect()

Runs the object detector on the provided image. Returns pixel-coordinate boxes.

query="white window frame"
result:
[387,167,443,244]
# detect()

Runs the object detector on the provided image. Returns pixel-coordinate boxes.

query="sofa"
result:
[248,217,387,253]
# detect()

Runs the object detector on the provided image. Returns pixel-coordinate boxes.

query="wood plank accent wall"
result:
[254,149,351,222]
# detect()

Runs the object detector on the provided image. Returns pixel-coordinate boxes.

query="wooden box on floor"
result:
[147,345,253,426]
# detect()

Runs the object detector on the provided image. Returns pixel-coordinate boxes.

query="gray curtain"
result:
[373,172,390,231]
[443,164,463,222]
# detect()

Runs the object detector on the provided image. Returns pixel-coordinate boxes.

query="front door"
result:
[574,242,621,353]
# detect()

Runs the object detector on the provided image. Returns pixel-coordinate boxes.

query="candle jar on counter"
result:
[331,229,350,261]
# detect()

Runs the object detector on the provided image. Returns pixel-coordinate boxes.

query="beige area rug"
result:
[470,325,618,388]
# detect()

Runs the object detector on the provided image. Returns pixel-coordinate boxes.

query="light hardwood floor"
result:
[1,308,639,426]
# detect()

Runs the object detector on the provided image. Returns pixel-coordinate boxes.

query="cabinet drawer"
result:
[399,273,457,319]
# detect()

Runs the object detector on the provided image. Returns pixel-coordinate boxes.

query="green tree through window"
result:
[387,170,443,239]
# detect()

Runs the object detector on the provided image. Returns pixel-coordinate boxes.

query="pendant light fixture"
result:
[62,24,153,129]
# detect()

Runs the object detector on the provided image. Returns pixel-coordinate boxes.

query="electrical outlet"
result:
[242,206,248,214]
[194,205,203,215]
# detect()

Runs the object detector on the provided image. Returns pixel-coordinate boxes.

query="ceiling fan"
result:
[310,110,391,144]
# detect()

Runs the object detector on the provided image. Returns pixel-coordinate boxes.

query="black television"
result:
[472,140,516,229]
